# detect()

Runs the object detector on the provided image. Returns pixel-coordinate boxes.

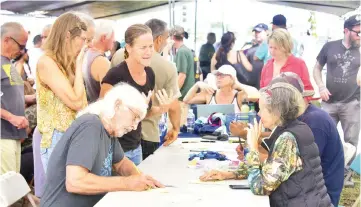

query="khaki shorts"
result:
[0,139,21,174]
[180,102,189,127]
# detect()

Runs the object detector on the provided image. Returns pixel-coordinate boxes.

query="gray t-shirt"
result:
[317,40,360,103]
[41,114,124,207]
[1,56,26,139]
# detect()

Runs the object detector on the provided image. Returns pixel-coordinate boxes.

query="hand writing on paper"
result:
[124,174,164,191]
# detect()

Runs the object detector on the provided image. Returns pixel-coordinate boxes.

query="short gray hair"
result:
[260,82,305,126]
[42,24,52,33]
[74,12,95,28]
[94,19,114,41]
[145,19,167,40]
[1,22,25,38]
[77,83,148,120]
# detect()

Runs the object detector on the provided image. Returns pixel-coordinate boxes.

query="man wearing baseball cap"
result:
[255,14,301,64]
[268,72,344,206]
[271,14,287,29]
[313,14,360,151]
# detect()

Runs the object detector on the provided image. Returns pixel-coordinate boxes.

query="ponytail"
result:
[215,32,235,69]
[215,46,232,69]
[124,48,129,59]
[183,31,189,39]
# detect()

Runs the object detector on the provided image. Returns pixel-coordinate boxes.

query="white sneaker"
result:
[344,142,356,166]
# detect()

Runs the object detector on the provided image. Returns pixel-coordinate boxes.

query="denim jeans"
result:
[124,144,142,165]
[141,139,160,160]
[40,129,64,173]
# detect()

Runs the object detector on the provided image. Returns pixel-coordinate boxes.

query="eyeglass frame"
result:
[9,37,26,51]
[348,28,361,37]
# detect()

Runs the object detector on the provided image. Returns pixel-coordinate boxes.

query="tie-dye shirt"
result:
[233,131,303,195]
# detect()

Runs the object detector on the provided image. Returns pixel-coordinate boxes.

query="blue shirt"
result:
[298,104,344,206]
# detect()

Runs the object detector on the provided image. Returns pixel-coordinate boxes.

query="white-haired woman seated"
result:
[41,83,164,207]
[200,82,332,207]
[183,65,253,113]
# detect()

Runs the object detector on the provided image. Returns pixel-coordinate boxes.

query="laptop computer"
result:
[195,104,235,119]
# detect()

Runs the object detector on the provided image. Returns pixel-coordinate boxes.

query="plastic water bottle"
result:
[187,109,195,133]
[248,103,257,125]
[238,99,249,124]
[158,113,166,136]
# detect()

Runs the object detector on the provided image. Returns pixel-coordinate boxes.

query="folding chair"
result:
[0,171,37,207]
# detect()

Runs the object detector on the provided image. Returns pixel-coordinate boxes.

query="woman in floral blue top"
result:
[201,82,332,206]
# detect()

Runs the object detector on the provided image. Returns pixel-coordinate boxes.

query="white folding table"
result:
[95,138,269,207]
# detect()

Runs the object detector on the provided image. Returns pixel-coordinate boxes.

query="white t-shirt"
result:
[28,47,43,89]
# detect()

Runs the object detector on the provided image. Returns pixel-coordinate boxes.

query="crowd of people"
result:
[0,10,360,207]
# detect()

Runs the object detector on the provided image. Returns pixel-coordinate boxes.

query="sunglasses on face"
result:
[10,37,26,51]
[215,73,231,78]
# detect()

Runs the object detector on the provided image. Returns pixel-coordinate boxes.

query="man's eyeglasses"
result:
[127,107,141,123]
[349,29,361,37]
[10,37,26,51]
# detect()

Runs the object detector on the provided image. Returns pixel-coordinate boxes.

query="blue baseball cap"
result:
[253,23,268,32]
[271,14,287,28]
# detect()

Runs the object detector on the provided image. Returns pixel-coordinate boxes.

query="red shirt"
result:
[260,55,314,91]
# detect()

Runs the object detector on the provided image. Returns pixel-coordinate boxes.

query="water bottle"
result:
[248,103,257,125]
[237,99,249,124]
[187,109,195,133]
[158,113,166,136]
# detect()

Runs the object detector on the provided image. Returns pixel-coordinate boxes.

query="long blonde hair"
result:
[42,12,87,84]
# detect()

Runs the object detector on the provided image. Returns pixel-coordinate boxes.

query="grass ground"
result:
[340,173,360,207]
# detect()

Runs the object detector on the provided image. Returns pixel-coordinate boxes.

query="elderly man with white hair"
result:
[40,83,164,207]
[83,19,115,103]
